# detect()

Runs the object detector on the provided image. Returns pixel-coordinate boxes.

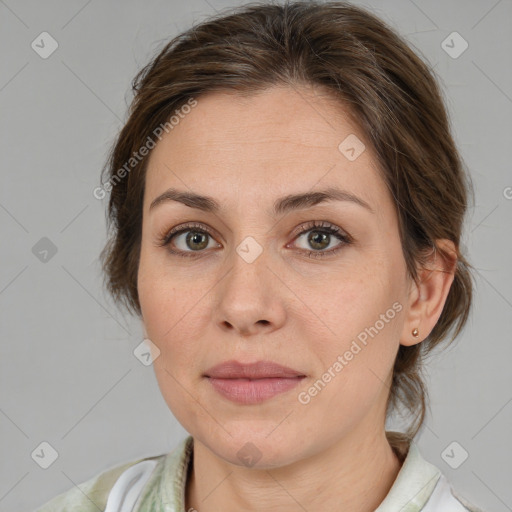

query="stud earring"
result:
[412,327,419,338]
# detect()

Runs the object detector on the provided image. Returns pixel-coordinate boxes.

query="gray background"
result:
[1,0,511,511]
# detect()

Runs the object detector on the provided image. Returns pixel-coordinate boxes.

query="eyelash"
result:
[155,220,353,259]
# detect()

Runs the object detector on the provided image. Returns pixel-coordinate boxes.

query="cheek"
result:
[306,264,403,385]
[138,245,187,339]
[297,294,402,434]
[138,264,205,430]
[312,262,399,338]
[138,253,208,378]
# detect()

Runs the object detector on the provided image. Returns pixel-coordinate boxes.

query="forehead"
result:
[144,86,388,214]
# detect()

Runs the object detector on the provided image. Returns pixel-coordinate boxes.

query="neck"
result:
[185,427,404,512]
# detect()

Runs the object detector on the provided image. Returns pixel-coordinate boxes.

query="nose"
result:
[212,243,286,337]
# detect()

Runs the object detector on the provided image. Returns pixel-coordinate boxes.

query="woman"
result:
[36,1,484,511]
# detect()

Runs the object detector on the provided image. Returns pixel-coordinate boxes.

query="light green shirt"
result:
[35,434,485,511]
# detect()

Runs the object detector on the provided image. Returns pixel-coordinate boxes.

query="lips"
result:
[204,360,306,405]
[204,360,306,379]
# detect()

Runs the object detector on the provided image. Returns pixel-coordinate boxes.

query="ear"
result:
[400,239,457,346]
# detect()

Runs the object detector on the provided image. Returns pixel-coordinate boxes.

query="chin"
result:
[193,423,310,470]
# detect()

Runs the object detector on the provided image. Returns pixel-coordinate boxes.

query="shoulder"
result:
[422,473,486,512]
[34,454,165,512]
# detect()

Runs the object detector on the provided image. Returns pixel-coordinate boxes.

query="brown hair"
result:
[99,0,475,446]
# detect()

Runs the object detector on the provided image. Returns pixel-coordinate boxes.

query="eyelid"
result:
[289,220,351,241]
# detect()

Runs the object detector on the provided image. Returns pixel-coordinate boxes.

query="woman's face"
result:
[137,85,414,467]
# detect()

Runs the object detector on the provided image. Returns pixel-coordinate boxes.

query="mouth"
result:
[204,360,306,405]
[206,376,305,404]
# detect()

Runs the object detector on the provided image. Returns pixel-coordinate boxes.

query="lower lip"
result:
[206,376,304,404]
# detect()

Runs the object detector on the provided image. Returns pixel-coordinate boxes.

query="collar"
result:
[375,439,442,511]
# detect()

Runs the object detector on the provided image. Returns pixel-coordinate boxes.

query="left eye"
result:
[289,221,352,258]
[294,227,346,251]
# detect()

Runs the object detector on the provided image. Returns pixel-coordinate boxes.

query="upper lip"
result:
[204,360,306,379]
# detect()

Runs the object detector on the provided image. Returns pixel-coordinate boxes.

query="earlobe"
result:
[400,239,457,347]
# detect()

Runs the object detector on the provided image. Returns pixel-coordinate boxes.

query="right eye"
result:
[156,222,221,258]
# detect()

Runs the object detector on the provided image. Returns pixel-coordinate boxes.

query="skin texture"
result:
[137,85,456,512]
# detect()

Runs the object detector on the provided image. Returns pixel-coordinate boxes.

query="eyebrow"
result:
[149,186,374,216]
